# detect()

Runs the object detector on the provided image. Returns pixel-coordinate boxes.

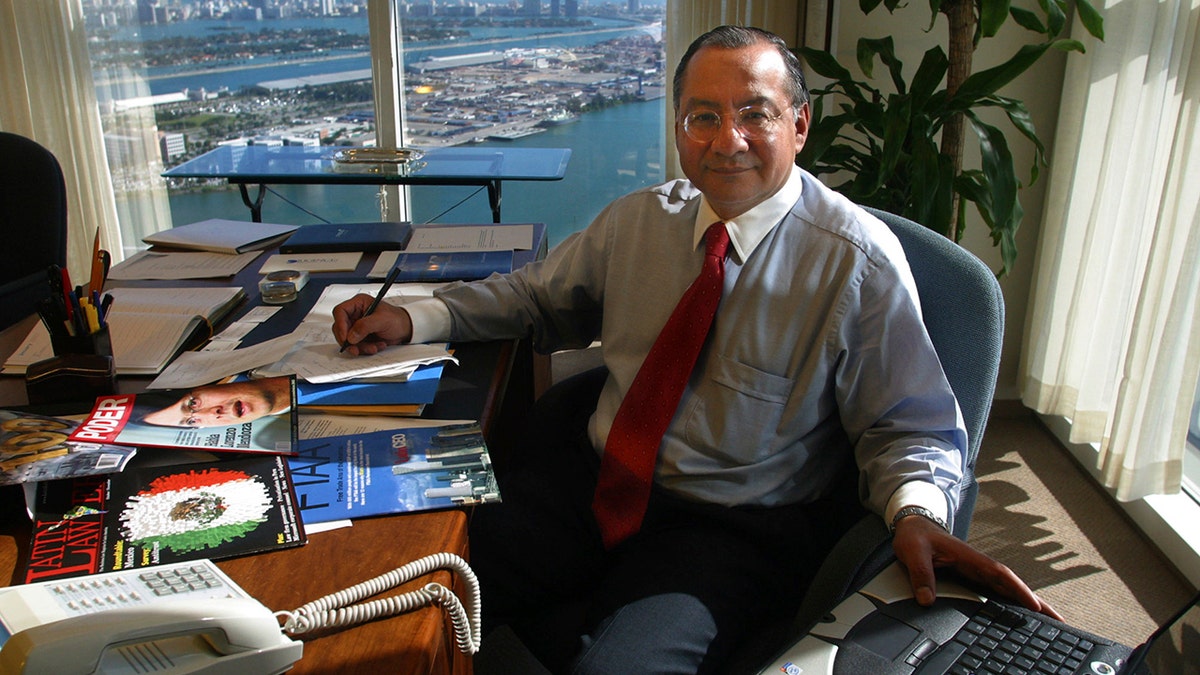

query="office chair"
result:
[728,206,1005,670]
[496,207,1005,674]
[0,132,69,331]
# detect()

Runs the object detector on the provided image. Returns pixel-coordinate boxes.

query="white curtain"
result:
[0,0,125,275]
[1020,0,1200,501]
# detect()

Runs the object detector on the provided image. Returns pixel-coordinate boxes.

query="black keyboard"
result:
[917,601,1096,675]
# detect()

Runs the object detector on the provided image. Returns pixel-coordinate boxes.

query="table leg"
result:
[238,183,267,223]
[487,181,502,223]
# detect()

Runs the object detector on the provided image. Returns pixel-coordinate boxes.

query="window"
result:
[82,0,667,255]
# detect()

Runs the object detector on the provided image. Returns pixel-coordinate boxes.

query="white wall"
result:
[830,1,1073,399]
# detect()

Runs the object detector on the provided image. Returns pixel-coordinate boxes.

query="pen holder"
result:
[25,328,116,406]
[49,325,113,358]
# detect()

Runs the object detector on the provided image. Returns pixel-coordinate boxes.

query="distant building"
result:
[159,132,186,162]
[408,52,507,73]
[565,0,578,18]
[524,0,540,16]
[284,136,320,147]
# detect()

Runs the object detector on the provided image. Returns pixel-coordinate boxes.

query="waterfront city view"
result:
[82,0,668,249]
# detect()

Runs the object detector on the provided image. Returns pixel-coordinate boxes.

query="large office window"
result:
[82,0,667,255]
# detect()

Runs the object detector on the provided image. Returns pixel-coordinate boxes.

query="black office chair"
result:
[503,207,1005,673]
[0,132,69,331]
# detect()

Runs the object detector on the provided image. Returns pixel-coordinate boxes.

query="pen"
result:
[89,228,104,292]
[340,265,402,353]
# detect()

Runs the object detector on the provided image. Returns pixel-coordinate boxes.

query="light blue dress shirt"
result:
[414,167,966,524]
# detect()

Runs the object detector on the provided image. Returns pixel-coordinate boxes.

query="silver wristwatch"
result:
[890,505,949,534]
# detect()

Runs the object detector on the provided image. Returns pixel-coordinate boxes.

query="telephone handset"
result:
[0,599,302,675]
[0,554,480,674]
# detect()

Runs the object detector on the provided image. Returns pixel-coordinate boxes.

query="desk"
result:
[163,145,572,223]
[0,230,547,674]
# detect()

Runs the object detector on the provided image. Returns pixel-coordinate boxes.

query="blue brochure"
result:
[288,423,500,525]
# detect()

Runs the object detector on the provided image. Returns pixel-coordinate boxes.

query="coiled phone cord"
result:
[278,552,482,655]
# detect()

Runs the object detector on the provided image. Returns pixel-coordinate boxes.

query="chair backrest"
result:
[864,207,1004,538]
[0,132,69,331]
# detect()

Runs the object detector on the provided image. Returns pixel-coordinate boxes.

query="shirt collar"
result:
[693,166,804,262]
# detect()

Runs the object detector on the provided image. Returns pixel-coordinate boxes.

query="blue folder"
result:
[295,363,443,406]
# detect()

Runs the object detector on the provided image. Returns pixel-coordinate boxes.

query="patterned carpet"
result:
[969,407,1193,646]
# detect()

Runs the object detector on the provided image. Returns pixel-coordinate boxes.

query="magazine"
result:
[67,376,298,456]
[0,410,137,486]
[288,422,500,525]
[23,453,306,583]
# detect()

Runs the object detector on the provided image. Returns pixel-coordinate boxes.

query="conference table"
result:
[163,145,573,223]
[0,224,549,674]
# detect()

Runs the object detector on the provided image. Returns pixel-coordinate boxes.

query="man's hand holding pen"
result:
[332,295,414,356]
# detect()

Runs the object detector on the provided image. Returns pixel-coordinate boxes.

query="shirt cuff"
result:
[885,481,950,530]
[402,297,453,344]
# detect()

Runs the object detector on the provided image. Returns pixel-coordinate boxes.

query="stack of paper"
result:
[247,283,458,415]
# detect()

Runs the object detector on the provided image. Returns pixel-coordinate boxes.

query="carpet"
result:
[969,407,1193,647]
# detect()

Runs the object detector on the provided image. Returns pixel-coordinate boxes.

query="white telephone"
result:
[0,560,302,675]
[0,554,480,675]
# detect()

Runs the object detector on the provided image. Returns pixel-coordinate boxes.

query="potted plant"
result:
[796,0,1104,276]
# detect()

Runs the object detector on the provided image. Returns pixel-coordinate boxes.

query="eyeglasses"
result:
[681,105,791,143]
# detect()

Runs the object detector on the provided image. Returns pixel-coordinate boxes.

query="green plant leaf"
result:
[910,47,949,109]
[1041,0,1068,36]
[907,139,954,235]
[980,0,1012,38]
[1051,39,1087,53]
[857,37,906,91]
[797,48,856,82]
[1010,6,1048,34]
[878,94,912,182]
[861,0,886,13]
[1075,0,1106,39]
[949,43,1052,105]
[967,111,1021,273]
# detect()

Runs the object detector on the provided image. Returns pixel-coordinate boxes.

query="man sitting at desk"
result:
[333,25,1058,674]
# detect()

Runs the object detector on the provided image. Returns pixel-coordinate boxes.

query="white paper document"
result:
[273,341,457,384]
[107,250,262,280]
[142,218,298,254]
[147,333,302,389]
[298,414,473,439]
[406,224,533,252]
[260,252,362,273]
[304,282,446,321]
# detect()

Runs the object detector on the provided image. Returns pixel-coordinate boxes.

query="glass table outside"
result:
[162,145,572,222]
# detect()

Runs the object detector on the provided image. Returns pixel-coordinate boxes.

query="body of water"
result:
[99,16,658,99]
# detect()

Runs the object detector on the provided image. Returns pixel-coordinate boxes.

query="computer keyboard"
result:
[917,601,1096,675]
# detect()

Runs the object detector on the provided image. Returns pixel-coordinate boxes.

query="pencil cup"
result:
[26,328,116,405]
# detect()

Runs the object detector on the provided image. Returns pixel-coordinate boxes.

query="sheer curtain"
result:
[0,0,124,274]
[1020,0,1200,501]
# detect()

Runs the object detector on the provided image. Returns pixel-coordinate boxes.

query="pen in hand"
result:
[340,265,403,353]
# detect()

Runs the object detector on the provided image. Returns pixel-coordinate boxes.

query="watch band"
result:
[890,505,949,534]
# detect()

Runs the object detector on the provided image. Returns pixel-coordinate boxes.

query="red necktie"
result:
[592,222,730,549]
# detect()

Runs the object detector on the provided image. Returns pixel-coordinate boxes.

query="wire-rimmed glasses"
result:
[680,105,791,143]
